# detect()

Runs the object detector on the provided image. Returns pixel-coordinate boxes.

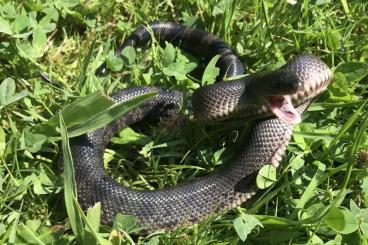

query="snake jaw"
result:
[267,95,301,124]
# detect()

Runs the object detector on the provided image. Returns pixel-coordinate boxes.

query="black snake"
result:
[69,22,332,231]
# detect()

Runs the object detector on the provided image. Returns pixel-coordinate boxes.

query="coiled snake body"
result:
[70,22,332,231]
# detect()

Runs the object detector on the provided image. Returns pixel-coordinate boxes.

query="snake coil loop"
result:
[70,22,332,232]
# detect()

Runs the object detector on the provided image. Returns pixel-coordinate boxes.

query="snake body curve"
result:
[70,22,332,231]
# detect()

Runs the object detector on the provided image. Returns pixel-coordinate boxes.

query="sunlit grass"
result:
[0,0,368,244]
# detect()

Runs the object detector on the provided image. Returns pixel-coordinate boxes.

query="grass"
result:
[1,0,368,244]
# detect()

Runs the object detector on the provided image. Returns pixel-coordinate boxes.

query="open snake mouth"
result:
[267,95,301,124]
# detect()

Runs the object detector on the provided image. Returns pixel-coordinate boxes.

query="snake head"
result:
[246,70,304,124]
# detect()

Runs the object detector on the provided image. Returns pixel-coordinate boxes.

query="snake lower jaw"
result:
[266,95,301,124]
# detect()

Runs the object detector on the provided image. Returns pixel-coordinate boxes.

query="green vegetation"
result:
[1,0,368,244]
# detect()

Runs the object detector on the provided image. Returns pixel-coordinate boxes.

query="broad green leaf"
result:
[310,234,324,244]
[139,141,154,158]
[300,203,325,221]
[86,203,101,230]
[233,214,263,241]
[0,77,29,106]
[13,14,31,33]
[349,199,360,215]
[184,62,197,75]
[121,46,136,65]
[40,7,59,25]
[213,147,225,165]
[142,68,153,84]
[162,51,197,81]
[113,214,143,233]
[163,62,189,81]
[146,236,159,245]
[33,179,50,195]
[360,208,368,223]
[212,0,227,15]
[324,207,359,234]
[113,214,136,230]
[111,127,151,145]
[39,171,53,186]
[332,188,351,209]
[162,42,176,66]
[6,90,29,106]
[324,234,342,245]
[0,224,5,237]
[39,22,56,33]
[32,27,48,58]
[361,223,368,236]
[327,30,342,50]
[33,171,54,195]
[106,56,124,72]
[23,128,48,153]
[23,1,44,12]
[73,197,111,245]
[84,203,102,245]
[108,230,122,244]
[0,77,15,106]
[16,41,34,59]
[1,3,16,16]
[0,16,12,35]
[16,25,48,59]
[335,62,368,84]
[201,54,220,85]
[256,165,277,189]
[255,215,295,226]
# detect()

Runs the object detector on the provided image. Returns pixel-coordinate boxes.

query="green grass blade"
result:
[36,92,114,136]
[35,91,157,139]
[78,38,97,88]
[84,203,102,245]
[7,209,21,245]
[60,114,84,242]
[340,0,350,14]
[350,113,368,156]
[326,100,367,156]
[289,161,326,219]
[67,91,157,138]
[19,223,46,245]
[73,198,111,245]
[0,175,37,204]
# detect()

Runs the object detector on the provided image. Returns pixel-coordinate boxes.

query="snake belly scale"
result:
[69,22,332,231]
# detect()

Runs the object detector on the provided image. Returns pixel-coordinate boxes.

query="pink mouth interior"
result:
[268,96,301,124]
